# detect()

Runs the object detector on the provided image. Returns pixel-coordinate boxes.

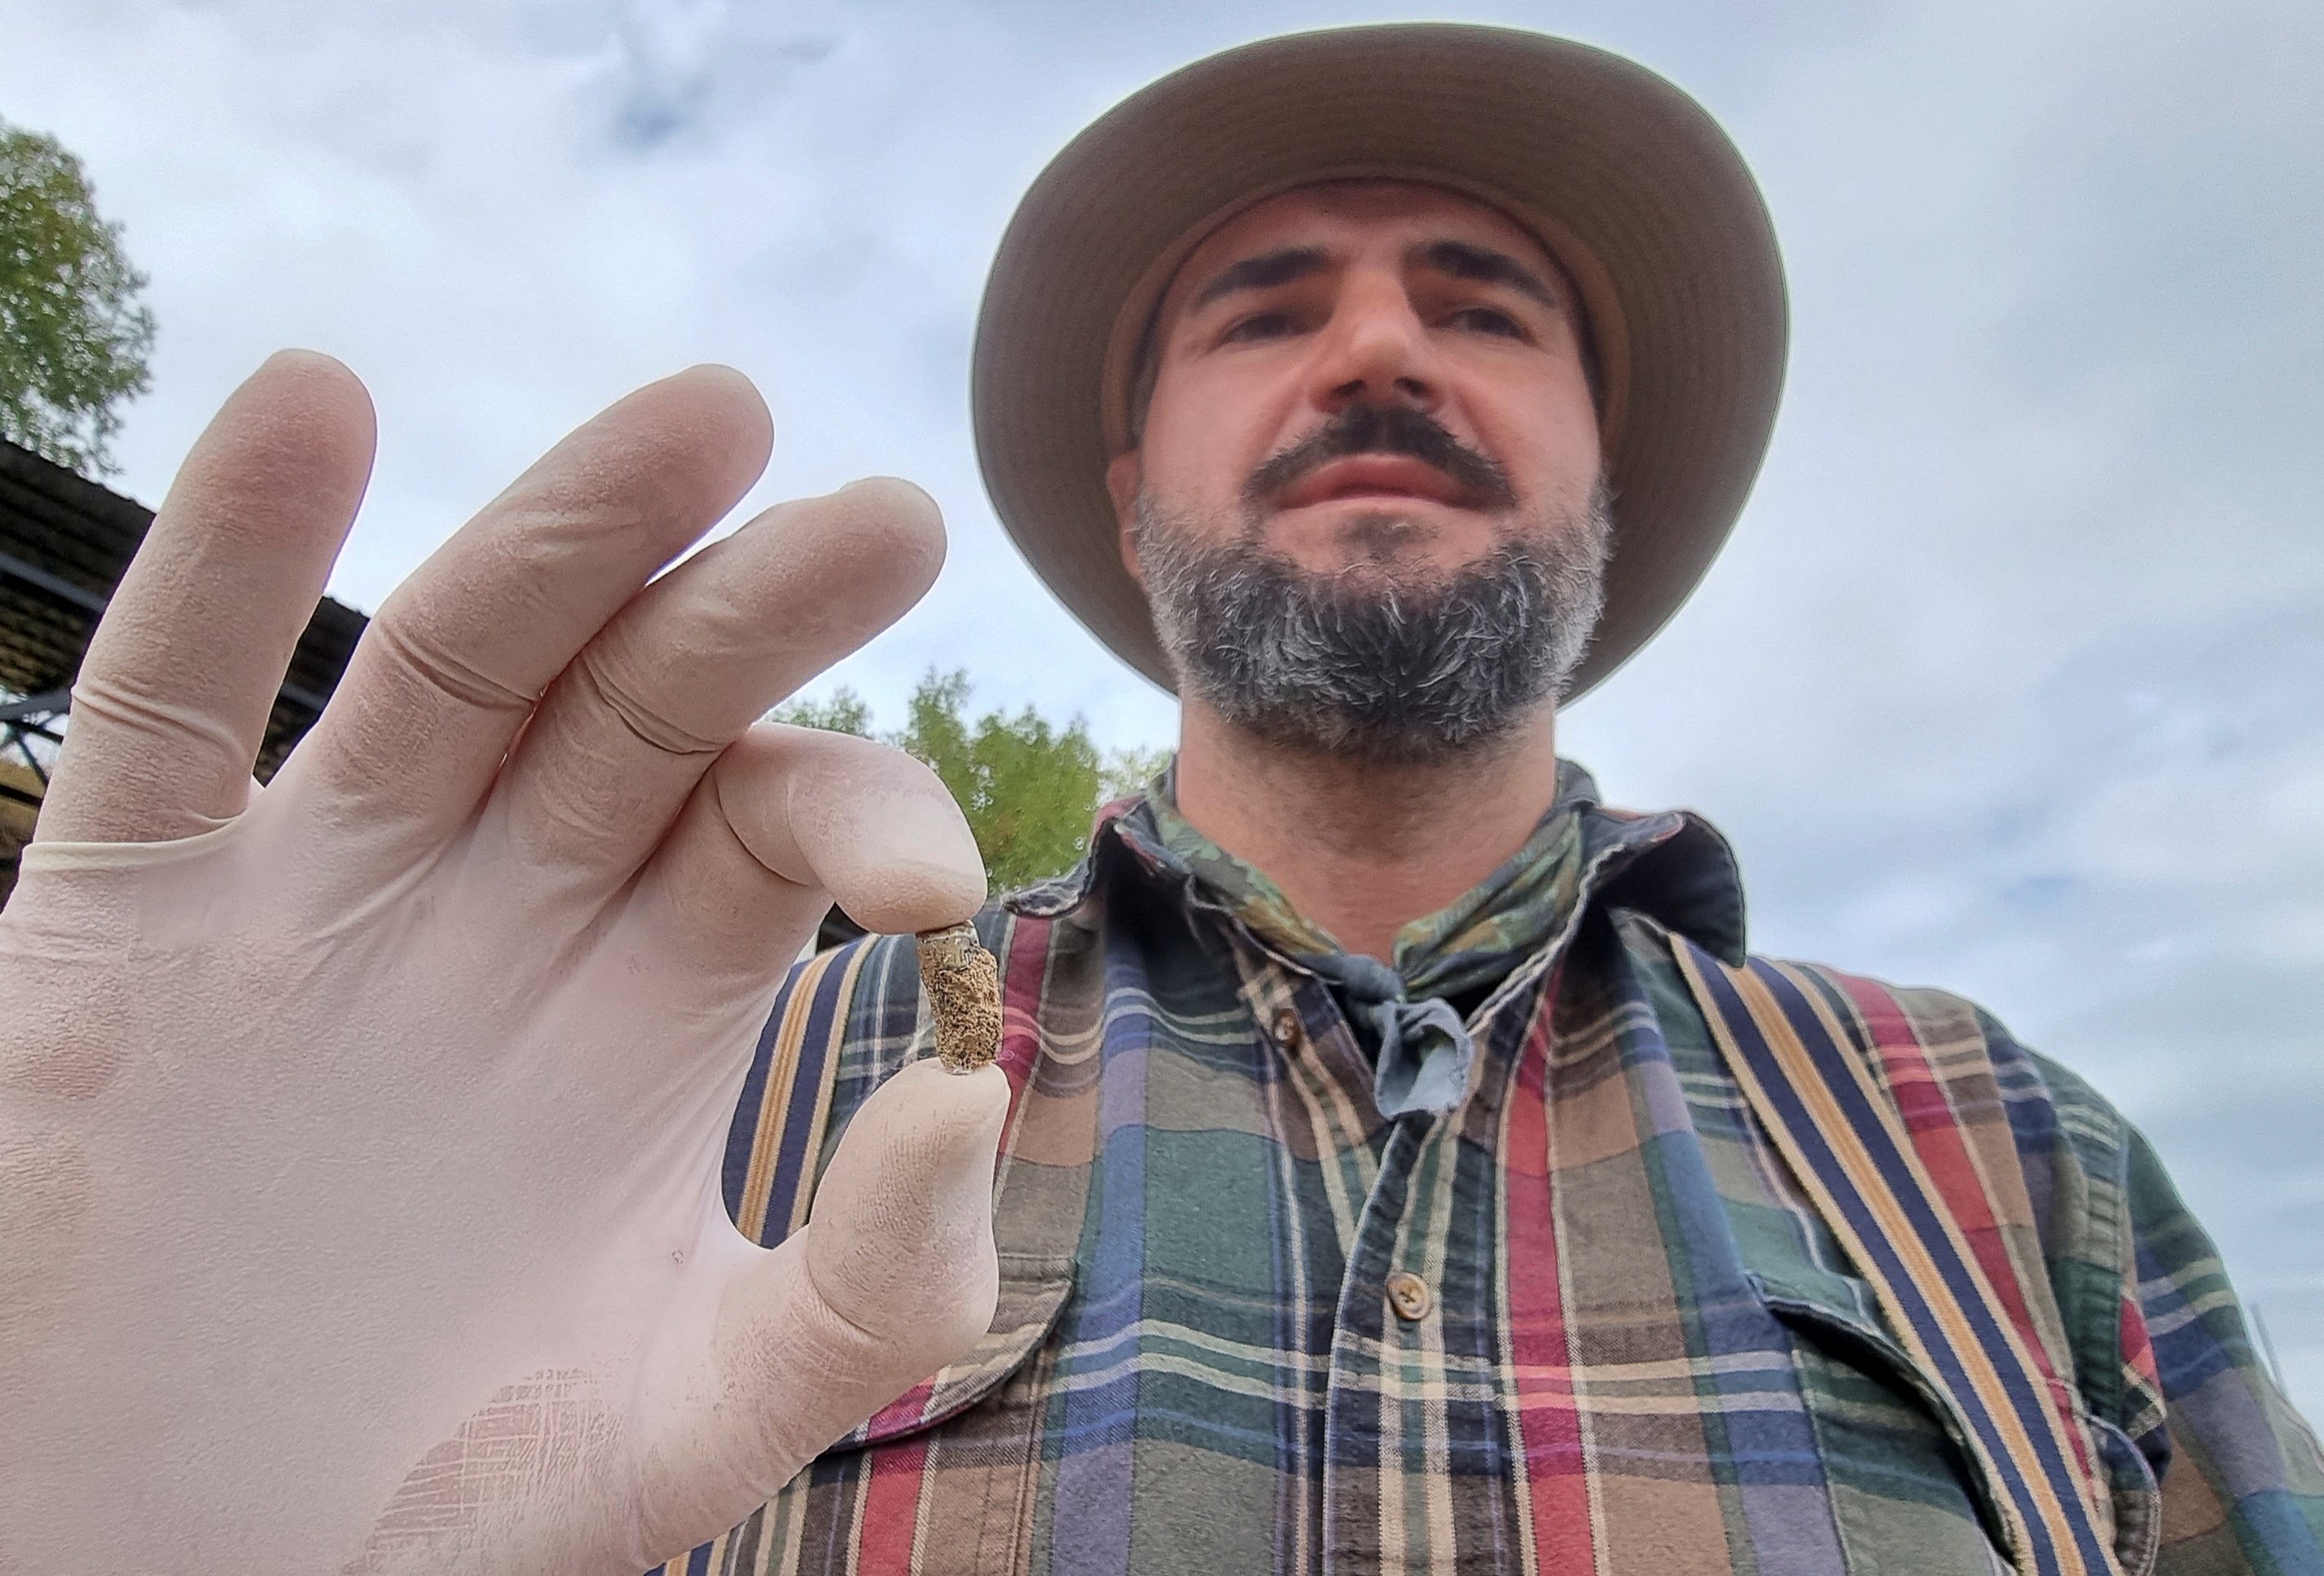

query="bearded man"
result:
[2,24,2317,1576]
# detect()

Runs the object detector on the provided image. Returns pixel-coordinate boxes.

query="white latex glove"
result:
[0,354,1011,1574]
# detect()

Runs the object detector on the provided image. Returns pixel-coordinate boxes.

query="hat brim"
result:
[972,23,1787,702]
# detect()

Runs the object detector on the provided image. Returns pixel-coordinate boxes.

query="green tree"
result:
[894,670,1100,894]
[0,120,156,476]
[769,687,872,738]
[1099,744,1171,805]
[771,669,1166,895]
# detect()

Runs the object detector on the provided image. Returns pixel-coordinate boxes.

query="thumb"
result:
[631,1060,1009,1552]
[799,1060,1011,1355]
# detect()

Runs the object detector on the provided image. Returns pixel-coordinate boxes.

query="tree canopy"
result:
[0,120,156,476]
[772,669,1169,896]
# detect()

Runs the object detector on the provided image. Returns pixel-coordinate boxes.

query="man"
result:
[0,23,2314,1576]
[651,29,2318,1574]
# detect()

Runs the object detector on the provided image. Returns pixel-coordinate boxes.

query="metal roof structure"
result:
[0,436,368,898]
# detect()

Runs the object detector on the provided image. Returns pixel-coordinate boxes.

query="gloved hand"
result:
[0,353,1012,1574]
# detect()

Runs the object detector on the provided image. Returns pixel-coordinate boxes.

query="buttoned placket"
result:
[1168,812,1650,1574]
[1063,799,1755,1574]
[1237,943,1555,1576]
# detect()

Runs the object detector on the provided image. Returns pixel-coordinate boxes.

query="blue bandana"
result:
[1136,763,1596,1117]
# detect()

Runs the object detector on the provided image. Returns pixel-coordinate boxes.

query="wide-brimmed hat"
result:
[971,23,1787,700]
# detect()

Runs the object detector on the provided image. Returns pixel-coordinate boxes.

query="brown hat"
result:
[971,23,1787,700]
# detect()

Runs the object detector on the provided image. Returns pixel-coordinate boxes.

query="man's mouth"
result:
[1276,454,1470,511]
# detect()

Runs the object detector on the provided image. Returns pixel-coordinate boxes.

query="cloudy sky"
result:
[7,0,2320,1417]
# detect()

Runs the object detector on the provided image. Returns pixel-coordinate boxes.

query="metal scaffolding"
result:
[0,437,369,902]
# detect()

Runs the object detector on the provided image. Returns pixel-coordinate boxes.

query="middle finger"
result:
[484,476,947,889]
[283,366,773,852]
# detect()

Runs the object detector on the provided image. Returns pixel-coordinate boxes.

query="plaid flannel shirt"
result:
[654,770,2322,1575]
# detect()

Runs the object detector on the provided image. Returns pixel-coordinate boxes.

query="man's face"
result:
[1108,179,1611,761]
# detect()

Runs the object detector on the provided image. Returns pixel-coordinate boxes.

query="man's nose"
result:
[1307,281,1444,416]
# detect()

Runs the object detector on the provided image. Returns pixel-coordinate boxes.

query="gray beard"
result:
[1132,487,1611,764]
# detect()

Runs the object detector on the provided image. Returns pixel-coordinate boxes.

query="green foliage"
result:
[894,669,1100,894]
[770,670,1167,895]
[1099,744,1171,805]
[767,687,872,738]
[0,120,156,476]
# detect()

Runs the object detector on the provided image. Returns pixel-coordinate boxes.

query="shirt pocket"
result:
[659,1255,1075,1576]
[752,1253,1074,1576]
[827,1251,1078,1448]
[1755,1270,2156,1576]
[1754,1272,2019,1574]
[2085,1413,2161,1576]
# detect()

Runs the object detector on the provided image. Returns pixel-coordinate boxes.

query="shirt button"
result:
[1386,1271,1432,1321]
[1269,1007,1303,1049]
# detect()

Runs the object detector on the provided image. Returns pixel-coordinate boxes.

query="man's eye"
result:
[1221,310,1299,344]
[1448,306,1527,340]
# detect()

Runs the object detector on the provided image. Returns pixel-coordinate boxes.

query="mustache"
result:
[1241,403,1518,513]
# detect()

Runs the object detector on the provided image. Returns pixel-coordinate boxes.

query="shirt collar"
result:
[1143,764,1597,1003]
[1006,757,1748,970]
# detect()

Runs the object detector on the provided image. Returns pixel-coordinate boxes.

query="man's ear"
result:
[1105,450,1145,586]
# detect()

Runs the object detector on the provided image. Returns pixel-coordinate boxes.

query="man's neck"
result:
[1169,698,1562,964]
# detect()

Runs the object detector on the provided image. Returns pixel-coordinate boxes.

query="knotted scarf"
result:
[1139,765,1596,1118]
